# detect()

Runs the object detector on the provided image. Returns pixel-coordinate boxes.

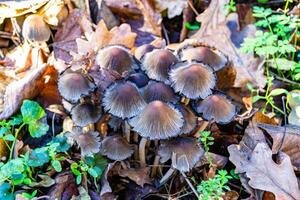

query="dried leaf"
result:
[258,124,300,170]
[0,64,47,121]
[119,167,151,187]
[104,0,141,18]
[228,143,300,200]
[155,0,188,19]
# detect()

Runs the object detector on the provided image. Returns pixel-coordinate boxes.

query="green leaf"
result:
[269,88,289,97]
[51,160,62,172]
[3,134,15,141]
[0,183,14,200]
[49,134,71,152]
[0,127,8,137]
[8,115,23,126]
[21,100,46,123]
[252,95,264,103]
[0,158,25,181]
[185,22,201,30]
[28,120,49,138]
[76,174,82,184]
[26,147,50,167]
[88,168,98,178]
[268,58,297,71]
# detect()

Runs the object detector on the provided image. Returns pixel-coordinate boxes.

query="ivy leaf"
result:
[3,134,15,141]
[0,183,14,200]
[28,120,49,138]
[8,115,23,126]
[21,100,46,123]
[51,160,62,172]
[26,147,49,167]
[49,135,70,152]
[0,127,8,137]
[0,158,25,182]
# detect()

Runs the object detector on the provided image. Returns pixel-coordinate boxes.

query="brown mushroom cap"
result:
[100,135,134,161]
[58,70,96,103]
[141,49,177,82]
[96,45,135,74]
[194,94,236,124]
[129,100,184,140]
[71,102,102,127]
[169,62,216,99]
[22,14,51,42]
[142,81,178,103]
[70,127,101,156]
[134,44,155,61]
[179,46,228,71]
[102,81,146,119]
[176,104,197,134]
[158,137,205,172]
[127,72,149,88]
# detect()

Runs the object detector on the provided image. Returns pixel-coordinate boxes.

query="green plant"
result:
[21,190,37,199]
[197,170,232,200]
[185,22,201,30]
[71,155,107,190]
[199,131,214,167]
[0,100,49,161]
[224,0,236,14]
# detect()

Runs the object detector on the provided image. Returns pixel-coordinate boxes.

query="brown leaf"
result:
[105,0,142,18]
[259,124,300,170]
[228,142,300,200]
[0,64,47,121]
[119,167,151,187]
[155,0,188,19]
[192,0,266,89]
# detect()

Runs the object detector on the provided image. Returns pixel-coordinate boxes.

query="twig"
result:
[188,0,199,15]
[180,171,199,198]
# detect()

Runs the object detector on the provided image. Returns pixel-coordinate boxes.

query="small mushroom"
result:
[178,46,228,71]
[176,104,197,134]
[129,100,184,140]
[169,62,216,99]
[194,94,236,124]
[22,14,51,43]
[134,44,155,61]
[127,72,149,88]
[142,81,178,103]
[71,102,102,127]
[102,81,146,119]
[141,49,177,83]
[100,135,134,161]
[96,45,136,74]
[58,70,96,103]
[158,137,205,184]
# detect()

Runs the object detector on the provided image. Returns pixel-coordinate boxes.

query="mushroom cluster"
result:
[58,41,236,182]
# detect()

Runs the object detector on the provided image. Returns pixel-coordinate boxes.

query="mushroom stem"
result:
[139,137,148,167]
[123,121,131,143]
[194,120,209,138]
[159,168,175,185]
[133,132,139,143]
[151,155,160,177]
[180,171,199,198]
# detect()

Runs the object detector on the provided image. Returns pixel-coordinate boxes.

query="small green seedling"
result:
[199,131,214,167]
[224,0,236,14]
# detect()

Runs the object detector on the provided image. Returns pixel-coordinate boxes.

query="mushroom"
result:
[141,49,177,83]
[134,44,155,61]
[176,104,197,134]
[102,81,146,119]
[22,14,51,43]
[158,137,205,184]
[169,62,216,100]
[178,46,228,71]
[127,72,149,88]
[70,102,102,127]
[100,134,134,161]
[96,45,136,74]
[129,100,184,166]
[193,94,236,136]
[142,81,178,103]
[58,70,96,103]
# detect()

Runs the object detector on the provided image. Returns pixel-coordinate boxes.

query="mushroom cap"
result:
[141,49,177,82]
[22,14,51,42]
[71,128,101,157]
[96,45,134,74]
[129,101,184,140]
[102,81,146,119]
[179,46,228,71]
[71,102,102,127]
[158,137,205,172]
[58,70,96,103]
[194,94,236,124]
[169,62,216,99]
[142,81,178,103]
[127,72,149,88]
[176,104,197,134]
[100,135,134,161]
[134,44,155,61]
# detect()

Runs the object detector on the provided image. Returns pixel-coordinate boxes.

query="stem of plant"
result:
[9,123,25,160]
[180,171,199,198]
[159,168,175,185]
[151,155,160,177]
[139,138,148,167]
[194,121,209,138]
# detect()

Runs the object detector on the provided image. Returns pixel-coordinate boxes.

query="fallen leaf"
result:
[192,0,266,89]
[119,167,151,187]
[0,64,47,121]
[258,123,300,170]
[154,0,188,19]
[119,181,157,200]
[105,0,141,18]
[228,142,300,200]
